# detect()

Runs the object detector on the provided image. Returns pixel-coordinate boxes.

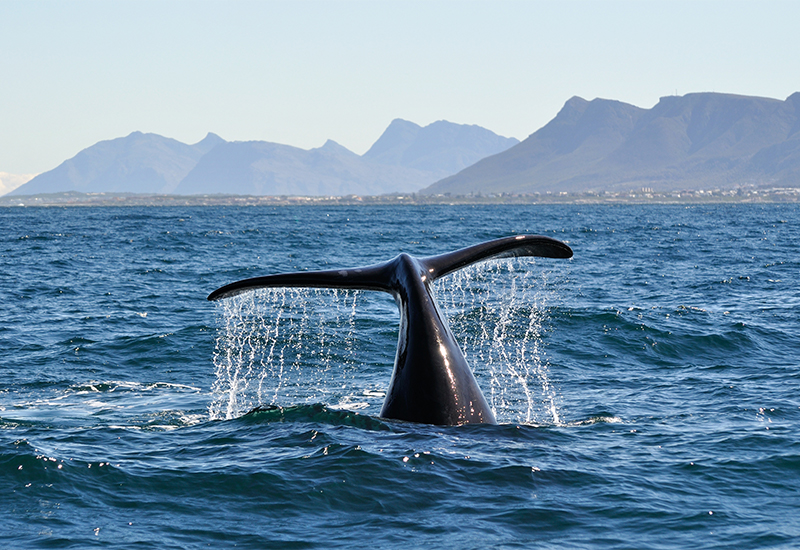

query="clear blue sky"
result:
[2,0,799,175]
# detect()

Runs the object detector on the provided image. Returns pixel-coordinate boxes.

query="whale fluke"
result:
[209,235,573,425]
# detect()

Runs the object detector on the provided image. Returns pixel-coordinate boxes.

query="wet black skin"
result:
[208,235,573,426]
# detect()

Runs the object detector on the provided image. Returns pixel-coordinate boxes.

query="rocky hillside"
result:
[423,92,800,195]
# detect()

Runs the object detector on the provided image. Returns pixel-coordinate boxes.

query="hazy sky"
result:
[2,0,799,175]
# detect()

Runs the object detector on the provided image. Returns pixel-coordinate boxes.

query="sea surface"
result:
[1,204,798,549]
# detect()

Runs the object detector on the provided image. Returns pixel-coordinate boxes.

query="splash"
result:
[209,259,564,424]
[209,288,364,420]
[433,259,563,425]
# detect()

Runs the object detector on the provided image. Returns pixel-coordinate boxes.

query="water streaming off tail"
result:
[434,259,563,425]
[210,259,563,424]
[209,288,368,420]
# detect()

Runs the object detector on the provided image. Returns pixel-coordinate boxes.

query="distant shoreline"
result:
[1,189,798,207]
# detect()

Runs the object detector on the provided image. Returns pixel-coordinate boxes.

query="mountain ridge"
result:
[362,119,519,179]
[11,132,220,195]
[423,92,800,195]
[12,92,800,198]
[10,121,518,197]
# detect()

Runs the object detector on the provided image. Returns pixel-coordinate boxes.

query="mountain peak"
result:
[564,96,589,108]
[537,96,590,135]
[362,119,422,161]
[315,139,358,157]
[387,118,422,130]
[194,132,226,154]
[363,118,517,177]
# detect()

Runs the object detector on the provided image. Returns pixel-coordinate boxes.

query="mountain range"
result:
[425,92,800,195]
[11,92,800,198]
[11,120,518,197]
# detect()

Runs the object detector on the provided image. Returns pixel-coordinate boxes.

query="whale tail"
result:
[208,235,572,426]
[207,235,572,301]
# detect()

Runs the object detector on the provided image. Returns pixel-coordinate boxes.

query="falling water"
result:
[433,259,563,425]
[208,288,366,420]
[209,258,564,424]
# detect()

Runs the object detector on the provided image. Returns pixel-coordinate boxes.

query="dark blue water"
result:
[2,204,798,549]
